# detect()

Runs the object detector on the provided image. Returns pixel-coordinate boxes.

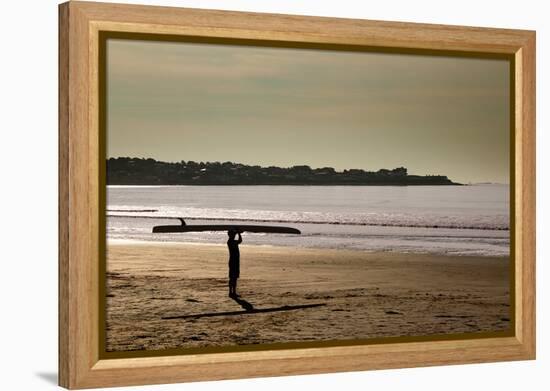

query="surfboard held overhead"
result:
[152,219,301,234]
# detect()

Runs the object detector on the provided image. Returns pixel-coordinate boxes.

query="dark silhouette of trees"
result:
[106,157,461,186]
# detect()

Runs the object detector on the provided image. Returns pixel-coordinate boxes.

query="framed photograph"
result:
[59,1,536,389]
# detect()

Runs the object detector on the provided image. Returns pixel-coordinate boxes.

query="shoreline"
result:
[107,238,510,258]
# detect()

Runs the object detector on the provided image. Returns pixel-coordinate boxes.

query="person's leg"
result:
[229,277,236,297]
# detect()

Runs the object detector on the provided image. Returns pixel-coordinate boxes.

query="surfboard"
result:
[152,218,301,234]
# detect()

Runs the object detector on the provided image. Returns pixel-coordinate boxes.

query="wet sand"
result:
[105,242,511,352]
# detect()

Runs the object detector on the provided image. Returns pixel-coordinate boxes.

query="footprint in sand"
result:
[385,310,402,315]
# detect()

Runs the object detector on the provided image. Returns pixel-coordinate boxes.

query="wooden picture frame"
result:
[59,1,536,389]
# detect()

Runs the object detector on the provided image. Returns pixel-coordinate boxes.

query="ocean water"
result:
[107,184,509,257]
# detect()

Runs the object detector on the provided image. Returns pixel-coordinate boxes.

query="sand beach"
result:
[105,242,511,352]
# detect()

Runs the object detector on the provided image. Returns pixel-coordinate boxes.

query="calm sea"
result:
[107,184,509,257]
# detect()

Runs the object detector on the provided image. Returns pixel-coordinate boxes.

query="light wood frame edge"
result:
[58,1,536,389]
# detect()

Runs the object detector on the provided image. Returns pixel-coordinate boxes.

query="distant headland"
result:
[106,157,462,186]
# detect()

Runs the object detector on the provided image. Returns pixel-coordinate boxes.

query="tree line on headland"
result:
[106,157,461,186]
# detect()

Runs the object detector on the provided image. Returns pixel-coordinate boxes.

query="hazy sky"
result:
[107,39,510,184]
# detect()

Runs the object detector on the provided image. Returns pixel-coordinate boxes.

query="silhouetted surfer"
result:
[227,230,242,297]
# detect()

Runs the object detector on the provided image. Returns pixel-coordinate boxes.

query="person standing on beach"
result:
[227,230,242,297]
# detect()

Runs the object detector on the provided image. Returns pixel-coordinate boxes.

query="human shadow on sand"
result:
[230,295,256,311]
[162,296,326,320]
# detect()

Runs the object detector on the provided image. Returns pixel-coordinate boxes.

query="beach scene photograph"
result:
[104,38,511,354]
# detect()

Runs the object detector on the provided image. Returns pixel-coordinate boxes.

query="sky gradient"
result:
[107,39,510,184]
